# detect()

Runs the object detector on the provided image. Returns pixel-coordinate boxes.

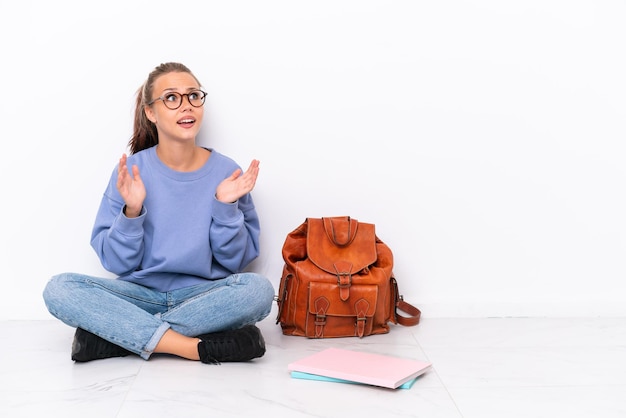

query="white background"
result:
[1,0,624,320]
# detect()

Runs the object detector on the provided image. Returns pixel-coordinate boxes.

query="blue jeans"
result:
[42,272,275,360]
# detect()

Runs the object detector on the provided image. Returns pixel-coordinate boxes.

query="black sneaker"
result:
[71,328,133,362]
[197,325,266,364]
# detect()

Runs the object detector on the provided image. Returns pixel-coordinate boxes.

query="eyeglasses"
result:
[147,90,207,110]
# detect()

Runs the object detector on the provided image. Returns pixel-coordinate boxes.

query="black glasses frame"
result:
[147,90,208,110]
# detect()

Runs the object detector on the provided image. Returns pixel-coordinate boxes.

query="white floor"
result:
[1,310,625,418]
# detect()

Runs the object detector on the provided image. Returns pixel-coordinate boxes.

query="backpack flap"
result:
[306,217,378,276]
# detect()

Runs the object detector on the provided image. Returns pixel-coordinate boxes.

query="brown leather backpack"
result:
[276,216,421,338]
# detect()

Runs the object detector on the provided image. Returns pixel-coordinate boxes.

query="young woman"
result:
[43,62,275,364]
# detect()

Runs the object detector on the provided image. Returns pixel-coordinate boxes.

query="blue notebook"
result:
[290,370,418,389]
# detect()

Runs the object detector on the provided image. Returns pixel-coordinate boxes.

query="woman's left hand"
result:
[215,159,260,203]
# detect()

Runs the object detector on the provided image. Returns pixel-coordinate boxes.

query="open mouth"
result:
[177,118,195,127]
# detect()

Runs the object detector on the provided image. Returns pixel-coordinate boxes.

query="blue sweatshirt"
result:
[90,146,260,292]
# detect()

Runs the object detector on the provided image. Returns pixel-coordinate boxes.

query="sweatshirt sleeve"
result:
[90,168,146,275]
[209,191,261,273]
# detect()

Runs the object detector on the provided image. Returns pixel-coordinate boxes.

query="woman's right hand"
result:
[116,153,146,218]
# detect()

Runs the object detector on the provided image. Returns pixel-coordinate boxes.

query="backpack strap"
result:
[391,277,421,326]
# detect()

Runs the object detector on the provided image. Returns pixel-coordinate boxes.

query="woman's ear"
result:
[144,106,157,124]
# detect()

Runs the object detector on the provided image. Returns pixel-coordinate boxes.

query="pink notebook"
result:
[287,347,432,389]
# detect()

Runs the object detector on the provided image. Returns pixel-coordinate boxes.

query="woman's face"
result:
[144,71,205,144]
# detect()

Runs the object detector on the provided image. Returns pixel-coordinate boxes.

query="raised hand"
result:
[215,159,260,203]
[116,154,146,218]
